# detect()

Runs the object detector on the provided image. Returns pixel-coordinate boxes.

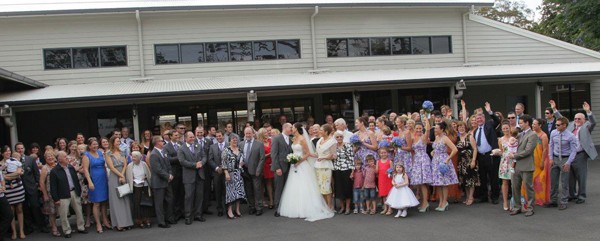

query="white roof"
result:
[1,62,600,106]
[0,0,494,16]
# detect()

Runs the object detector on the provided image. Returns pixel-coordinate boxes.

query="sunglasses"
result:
[507,117,516,119]
[545,112,551,114]
[556,123,565,126]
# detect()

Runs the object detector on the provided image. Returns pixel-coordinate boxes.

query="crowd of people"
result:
[0,99,597,239]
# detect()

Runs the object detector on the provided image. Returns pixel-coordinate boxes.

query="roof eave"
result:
[0,67,48,88]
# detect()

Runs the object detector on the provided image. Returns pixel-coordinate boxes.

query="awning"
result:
[0,67,48,92]
[1,62,600,106]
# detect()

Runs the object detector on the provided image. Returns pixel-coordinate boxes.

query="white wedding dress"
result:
[278,144,334,222]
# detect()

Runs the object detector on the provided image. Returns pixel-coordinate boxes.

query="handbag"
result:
[140,188,153,207]
[116,184,132,197]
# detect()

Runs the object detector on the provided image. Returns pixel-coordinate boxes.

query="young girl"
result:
[376,148,393,215]
[350,159,365,214]
[362,155,377,215]
[385,164,420,218]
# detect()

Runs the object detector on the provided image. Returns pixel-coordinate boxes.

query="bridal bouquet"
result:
[286,153,301,164]
[378,140,391,149]
[349,134,361,147]
[422,100,434,118]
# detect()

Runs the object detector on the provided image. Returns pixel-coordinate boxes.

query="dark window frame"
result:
[43,45,128,70]
[326,35,452,58]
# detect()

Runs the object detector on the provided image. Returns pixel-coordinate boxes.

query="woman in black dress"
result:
[455,121,480,206]
[221,135,246,219]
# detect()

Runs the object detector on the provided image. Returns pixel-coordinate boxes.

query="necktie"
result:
[173,143,178,151]
[573,125,579,135]
[200,139,204,149]
[476,126,482,146]
[219,143,223,151]
[558,133,562,161]
[245,140,251,159]
[190,144,195,153]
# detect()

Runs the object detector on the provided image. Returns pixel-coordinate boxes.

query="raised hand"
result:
[549,100,556,110]
[583,101,591,112]
[461,99,466,107]
[484,102,492,113]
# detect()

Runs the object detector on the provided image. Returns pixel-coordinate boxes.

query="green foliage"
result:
[532,0,600,52]
[478,0,534,29]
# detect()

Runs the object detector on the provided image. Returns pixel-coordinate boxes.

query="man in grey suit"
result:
[164,131,183,222]
[547,116,579,210]
[208,131,227,217]
[149,136,174,228]
[551,100,597,204]
[509,115,539,217]
[241,127,266,216]
[178,131,207,225]
[271,123,293,217]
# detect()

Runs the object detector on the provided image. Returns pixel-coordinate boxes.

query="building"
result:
[1,0,599,149]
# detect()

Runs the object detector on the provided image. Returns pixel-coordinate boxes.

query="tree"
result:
[478,0,534,29]
[532,0,600,52]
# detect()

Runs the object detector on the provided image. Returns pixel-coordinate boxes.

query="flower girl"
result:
[385,164,420,218]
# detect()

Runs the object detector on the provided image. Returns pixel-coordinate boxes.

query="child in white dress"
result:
[385,164,420,218]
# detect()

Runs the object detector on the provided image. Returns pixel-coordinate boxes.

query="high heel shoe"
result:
[227,213,236,219]
[435,202,449,212]
[418,203,430,213]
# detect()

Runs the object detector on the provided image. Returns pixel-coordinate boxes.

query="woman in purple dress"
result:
[431,122,459,212]
[393,116,413,176]
[410,119,433,212]
[354,117,378,163]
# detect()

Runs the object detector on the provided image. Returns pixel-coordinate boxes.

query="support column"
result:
[353,91,360,120]
[535,84,542,119]
[132,105,140,142]
[450,86,458,119]
[9,114,18,147]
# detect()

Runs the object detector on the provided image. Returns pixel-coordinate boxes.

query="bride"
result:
[278,123,335,222]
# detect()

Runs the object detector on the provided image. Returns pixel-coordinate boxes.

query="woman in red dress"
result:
[258,128,275,209]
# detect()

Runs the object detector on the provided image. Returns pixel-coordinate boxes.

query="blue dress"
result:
[86,151,108,203]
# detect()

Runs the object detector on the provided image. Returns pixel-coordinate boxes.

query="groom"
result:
[272,123,293,217]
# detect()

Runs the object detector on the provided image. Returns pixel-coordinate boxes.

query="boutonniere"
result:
[194,144,199,148]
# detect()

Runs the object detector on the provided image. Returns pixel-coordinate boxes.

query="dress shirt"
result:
[549,130,579,164]
[283,135,290,145]
[476,125,492,154]
[62,165,75,190]
[572,124,584,152]
[244,139,253,160]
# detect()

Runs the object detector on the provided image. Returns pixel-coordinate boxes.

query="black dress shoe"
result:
[64,234,72,238]
[185,218,192,225]
[77,229,88,234]
[194,217,206,222]
[544,203,558,208]
[274,212,280,217]
[509,209,522,216]
[491,199,499,205]
[203,210,214,215]
[255,210,263,216]
[167,219,177,225]
[158,224,171,229]
[576,199,585,204]
[217,211,224,217]
[249,208,256,215]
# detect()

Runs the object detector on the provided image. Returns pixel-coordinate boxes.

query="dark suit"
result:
[150,148,173,225]
[474,111,501,202]
[543,118,557,139]
[241,138,266,212]
[178,142,206,220]
[20,156,45,231]
[271,134,292,210]
[164,141,183,219]
[196,137,213,214]
[208,142,227,213]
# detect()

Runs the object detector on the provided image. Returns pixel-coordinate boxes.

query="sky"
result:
[521,0,543,21]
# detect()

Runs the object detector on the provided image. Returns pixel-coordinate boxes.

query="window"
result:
[205,43,229,62]
[327,39,348,57]
[155,45,179,64]
[44,46,127,70]
[230,42,253,61]
[431,36,451,54]
[253,41,276,60]
[348,38,369,57]
[44,49,72,69]
[327,36,451,58]
[277,40,301,59]
[370,38,390,56]
[73,48,99,68]
[412,37,431,54]
[181,44,204,63]
[392,37,411,55]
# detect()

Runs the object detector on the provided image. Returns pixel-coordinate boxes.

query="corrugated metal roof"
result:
[0,0,494,16]
[1,62,599,106]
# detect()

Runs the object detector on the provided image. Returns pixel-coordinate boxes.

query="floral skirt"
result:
[315,168,332,195]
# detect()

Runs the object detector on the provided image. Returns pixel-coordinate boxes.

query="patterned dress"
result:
[1,158,25,205]
[41,164,56,215]
[431,141,459,186]
[498,138,516,180]
[410,139,432,185]
[456,134,480,189]
[71,156,89,204]
[221,147,246,204]
[355,135,378,164]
